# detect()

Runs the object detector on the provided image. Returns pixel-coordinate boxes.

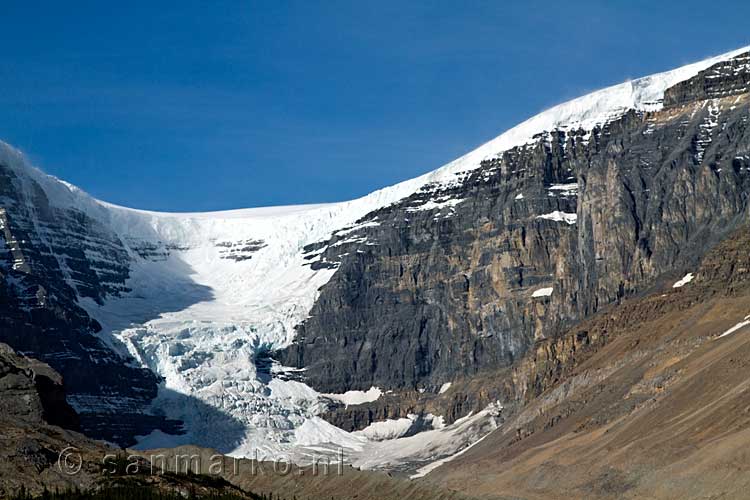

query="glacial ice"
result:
[1,44,748,472]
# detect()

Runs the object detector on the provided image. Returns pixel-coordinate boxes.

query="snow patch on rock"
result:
[537,211,578,224]
[532,287,554,298]
[718,318,750,339]
[324,387,382,407]
[673,273,695,288]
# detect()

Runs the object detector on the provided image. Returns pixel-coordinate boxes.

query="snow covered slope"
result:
[2,45,748,467]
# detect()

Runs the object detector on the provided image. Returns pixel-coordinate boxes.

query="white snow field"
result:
[2,45,748,471]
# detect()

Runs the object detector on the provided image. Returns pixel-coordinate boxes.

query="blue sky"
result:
[1,1,748,211]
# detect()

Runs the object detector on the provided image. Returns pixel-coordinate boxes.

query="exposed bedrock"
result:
[1,51,749,447]
[0,159,183,445]
[0,342,79,430]
[664,51,750,107]
[281,53,750,406]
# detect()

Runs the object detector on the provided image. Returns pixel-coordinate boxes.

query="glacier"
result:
[1,44,748,470]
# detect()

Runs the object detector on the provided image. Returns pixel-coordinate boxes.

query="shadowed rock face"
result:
[281,52,750,395]
[0,342,79,430]
[0,345,108,497]
[0,164,183,446]
[1,50,749,451]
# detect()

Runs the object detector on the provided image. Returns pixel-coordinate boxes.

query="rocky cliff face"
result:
[281,51,750,397]
[0,157,183,445]
[664,51,750,107]
[0,342,79,429]
[1,48,749,457]
[510,222,750,409]
[0,342,110,496]
[425,223,750,499]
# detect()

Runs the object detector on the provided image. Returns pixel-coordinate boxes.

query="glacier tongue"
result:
[2,44,749,468]
[79,204,372,457]
[79,202,503,461]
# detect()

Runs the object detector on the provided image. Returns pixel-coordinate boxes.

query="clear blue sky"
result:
[1,1,748,211]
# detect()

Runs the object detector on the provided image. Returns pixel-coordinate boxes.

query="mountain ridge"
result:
[1,45,749,472]
[4,45,748,219]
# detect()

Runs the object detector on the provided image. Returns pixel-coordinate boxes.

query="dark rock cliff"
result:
[281,52,750,397]
[2,50,749,447]
[664,51,750,107]
[0,160,182,446]
[0,342,79,429]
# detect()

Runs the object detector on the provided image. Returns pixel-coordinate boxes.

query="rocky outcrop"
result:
[510,224,750,408]
[281,52,750,399]
[0,342,79,429]
[2,49,749,453]
[426,224,750,499]
[0,343,106,496]
[216,238,267,261]
[282,131,582,393]
[664,51,750,107]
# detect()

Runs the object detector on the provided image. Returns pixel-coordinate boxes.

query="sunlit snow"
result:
[1,44,747,472]
[532,287,554,298]
[536,211,578,225]
[324,387,382,407]
[673,273,694,288]
[717,317,750,339]
[438,382,452,394]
